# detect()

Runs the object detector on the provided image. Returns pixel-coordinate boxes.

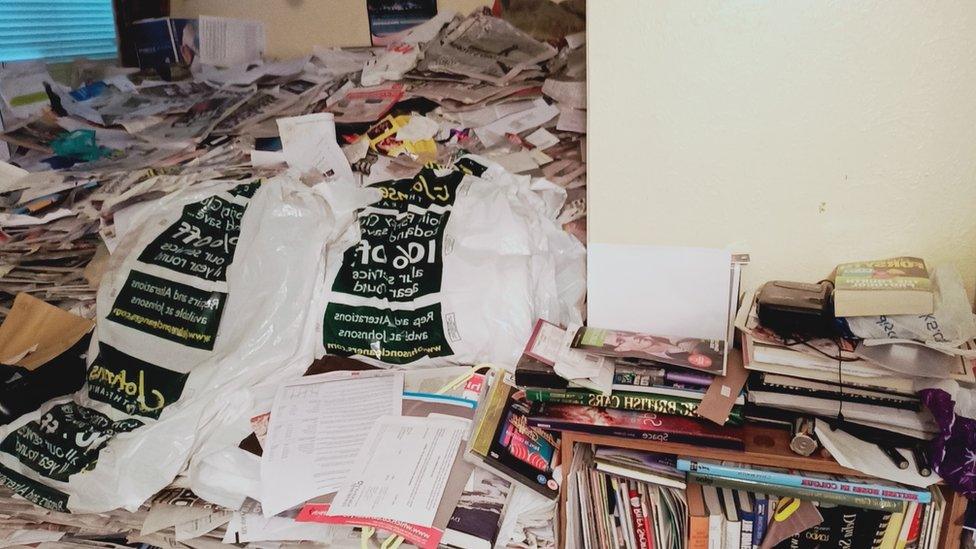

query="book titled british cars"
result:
[526,403,745,450]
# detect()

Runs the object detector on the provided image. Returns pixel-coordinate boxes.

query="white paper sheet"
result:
[0,63,53,119]
[327,415,466,527]
[0,161,28,193]
[587,243,732,340]
[814,419,940,488]
[552,323,614,395]
[276,113,354,184]
[556,107,586,133]
[260,371,404,517]
[104,75,137,92]
[475,98,560,147]
[542,79,586,110]
[199,16,266,66]
[249,150,286,168]
[526,128,560,150]
[224,511,338,544]
[492,150,540,174]
[142,504,214,535]
[174,510,234,541]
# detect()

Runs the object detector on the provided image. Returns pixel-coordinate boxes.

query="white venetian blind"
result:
[0,0,118,62]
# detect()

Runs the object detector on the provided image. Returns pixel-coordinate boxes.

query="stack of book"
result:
[565,445,947,549]
[516,320,748,450]
[736,290,976,443]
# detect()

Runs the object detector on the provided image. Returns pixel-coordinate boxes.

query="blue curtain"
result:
[0,0,118,62]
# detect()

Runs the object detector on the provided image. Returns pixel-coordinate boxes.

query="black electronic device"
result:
[756,280,836,339]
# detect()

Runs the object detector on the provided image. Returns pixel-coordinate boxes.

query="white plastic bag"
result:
[0,175,359,513]
[318,154,585,368]
[845,265,976,354]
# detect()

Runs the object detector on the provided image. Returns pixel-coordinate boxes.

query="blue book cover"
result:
[676,459,932,504]
[752,494,768,548]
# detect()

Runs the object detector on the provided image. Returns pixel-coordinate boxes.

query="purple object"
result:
[665,370,713,387]
[919,387,976,498]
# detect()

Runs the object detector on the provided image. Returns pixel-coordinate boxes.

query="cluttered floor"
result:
[3,4,976,549]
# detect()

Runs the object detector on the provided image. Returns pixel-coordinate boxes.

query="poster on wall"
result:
[367,0,438,46]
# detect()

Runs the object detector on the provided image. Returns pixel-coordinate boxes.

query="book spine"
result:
[752,384,919,411]
[752,496,767,549]
[676,460,931,504]
[687,472,901,512]
[688,515,710,549]
[637,484,656,549]
[628,487,651,549]
[528,418,746,451]
[739,517,753,549]
[525,389,744,425]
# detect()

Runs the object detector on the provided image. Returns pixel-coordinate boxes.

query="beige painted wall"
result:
[171,0,492,57]
[588,2,976,296]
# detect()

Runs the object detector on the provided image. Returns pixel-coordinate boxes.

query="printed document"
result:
[260,371,404,517]
[327,415,466,526]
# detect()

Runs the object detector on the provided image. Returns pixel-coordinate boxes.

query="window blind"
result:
[0,0,118,63]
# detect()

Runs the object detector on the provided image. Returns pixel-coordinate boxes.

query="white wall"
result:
[588,2,976,297]
[171,0,492,57]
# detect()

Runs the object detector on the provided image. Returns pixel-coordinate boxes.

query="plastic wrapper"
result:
[0,175,372,513]
[844,265,976,354]
[319,154,585,368]
[918,380,976,498]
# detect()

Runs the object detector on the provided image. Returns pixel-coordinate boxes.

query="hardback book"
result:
[594,447,685,489]
[686,482,711,549]
[635,484,657,549]
[676,460,933,504]
[442,468,513,549]
[745,391,936,435]
[772,503,891,549]
[627,485,653,549]
[595,446,680,476]
[720,488,742,549]
[748,371,919,410]
[752,493,769,549]
[702,485,726,549]
[687,472,902,512]
[833,257,933,317]
[596,461,686,491]
[467,374,560,499]
[524,387,744,425]
[527,403,746,450]
[736,491,754,549]
[132,17,198,70]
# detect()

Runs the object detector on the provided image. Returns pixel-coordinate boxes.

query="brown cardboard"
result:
[696,348,748,426]
[0,293,94,370]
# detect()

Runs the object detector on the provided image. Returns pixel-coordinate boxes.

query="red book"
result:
[629,488,651,549]
[527,403,744,450]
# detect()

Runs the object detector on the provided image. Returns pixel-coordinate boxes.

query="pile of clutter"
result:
[0,6,588,549]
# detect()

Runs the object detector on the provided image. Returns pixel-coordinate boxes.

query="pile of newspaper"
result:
[0,7,585,549]
[0,9,586,322]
